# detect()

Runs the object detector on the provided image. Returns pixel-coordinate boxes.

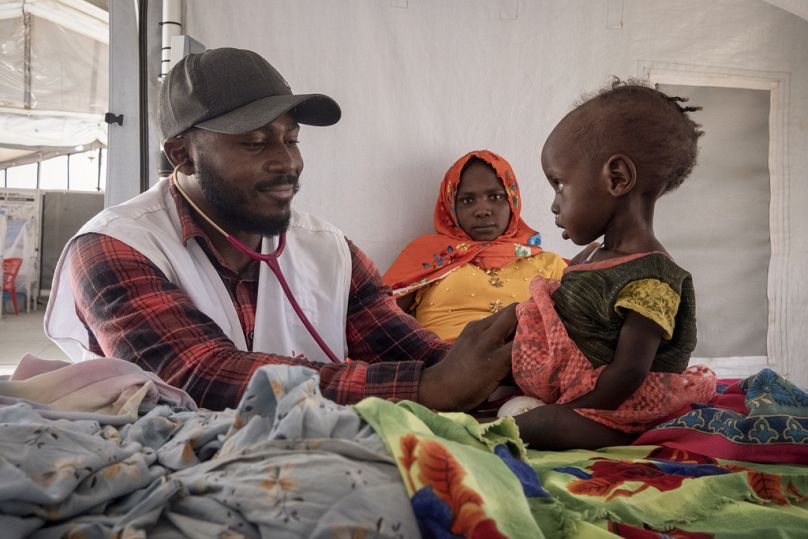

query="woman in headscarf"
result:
[384,150,566,342]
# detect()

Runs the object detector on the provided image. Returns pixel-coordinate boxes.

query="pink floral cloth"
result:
[513,277,716,433]
[1,354,196,423]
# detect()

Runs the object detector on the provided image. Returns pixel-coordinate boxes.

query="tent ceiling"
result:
[0,0,108,169]
[0,147,33,165]
[84,0,107,12]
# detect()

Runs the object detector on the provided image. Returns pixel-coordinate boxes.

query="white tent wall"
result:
[107,0,808,384]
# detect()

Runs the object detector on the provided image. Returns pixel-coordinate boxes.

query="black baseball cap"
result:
[159,47,341,140]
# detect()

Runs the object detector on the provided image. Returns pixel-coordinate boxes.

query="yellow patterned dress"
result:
[411,253,566,342]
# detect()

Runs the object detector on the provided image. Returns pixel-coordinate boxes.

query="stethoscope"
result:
[172,165,342,364]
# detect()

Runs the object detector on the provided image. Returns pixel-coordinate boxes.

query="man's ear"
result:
[603,154,637,197]
[162,138,195,175]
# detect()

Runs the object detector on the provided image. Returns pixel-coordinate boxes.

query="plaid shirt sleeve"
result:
[67,233,449,410]
[321,239,450,403]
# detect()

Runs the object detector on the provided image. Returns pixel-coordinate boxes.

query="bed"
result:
[1,356,806,538]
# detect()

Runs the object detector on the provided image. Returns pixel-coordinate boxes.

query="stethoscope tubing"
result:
[172,170,342,364]
[225,233,343,364]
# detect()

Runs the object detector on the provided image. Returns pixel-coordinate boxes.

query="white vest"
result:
[45,178,351,364]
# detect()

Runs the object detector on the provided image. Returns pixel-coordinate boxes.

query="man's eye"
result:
[242,141,266,149]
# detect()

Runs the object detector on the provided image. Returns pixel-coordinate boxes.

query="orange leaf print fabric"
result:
[399,434,419,493]
[568,460,689,501]
[398,434,507,539]
[746,471,789,505]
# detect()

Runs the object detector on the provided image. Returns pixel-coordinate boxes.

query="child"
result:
[503,80,716,450]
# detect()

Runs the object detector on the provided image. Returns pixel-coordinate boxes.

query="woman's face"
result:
[455,161,512,241]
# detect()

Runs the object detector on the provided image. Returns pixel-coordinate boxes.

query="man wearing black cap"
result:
[46,48,516,412]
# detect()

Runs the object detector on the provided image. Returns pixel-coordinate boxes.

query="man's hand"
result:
[417,303,517,411]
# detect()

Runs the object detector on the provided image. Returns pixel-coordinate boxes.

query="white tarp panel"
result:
[0,0,107,168]
[138,0,808,383]
[655,85,770,359]
[0,110,105,149]
[182,0,807,263]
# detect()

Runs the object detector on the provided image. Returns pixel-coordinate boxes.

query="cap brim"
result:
[195,93,341,134]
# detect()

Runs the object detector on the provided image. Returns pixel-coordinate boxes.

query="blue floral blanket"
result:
[0,365,418,538]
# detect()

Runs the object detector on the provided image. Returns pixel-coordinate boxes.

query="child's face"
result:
[540,128,613,245]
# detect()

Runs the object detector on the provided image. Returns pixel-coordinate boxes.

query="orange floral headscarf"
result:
[383,150,543,294]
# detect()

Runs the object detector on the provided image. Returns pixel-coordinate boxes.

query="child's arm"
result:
[562,311,664,410]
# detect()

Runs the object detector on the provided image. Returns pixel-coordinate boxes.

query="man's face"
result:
[188,113,303,236]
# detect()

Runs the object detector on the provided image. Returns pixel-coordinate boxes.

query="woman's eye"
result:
[459,197,473,205]
[286,139,300,146]
[491,193,506,201]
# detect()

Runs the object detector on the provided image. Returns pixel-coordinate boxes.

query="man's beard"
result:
[195,159,299,237]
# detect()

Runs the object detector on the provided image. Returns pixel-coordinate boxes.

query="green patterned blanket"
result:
[356,397,808,539]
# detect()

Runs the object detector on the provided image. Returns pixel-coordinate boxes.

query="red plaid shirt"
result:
[67,181,449,410]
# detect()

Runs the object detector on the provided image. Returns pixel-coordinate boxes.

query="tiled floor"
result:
[0,306,69,376]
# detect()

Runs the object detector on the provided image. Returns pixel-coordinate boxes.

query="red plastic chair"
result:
[2,257,23,315]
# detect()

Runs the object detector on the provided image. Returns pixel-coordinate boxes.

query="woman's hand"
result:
[417,303,517,411]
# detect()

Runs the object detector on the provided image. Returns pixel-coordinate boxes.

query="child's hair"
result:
[570,78,704,195]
